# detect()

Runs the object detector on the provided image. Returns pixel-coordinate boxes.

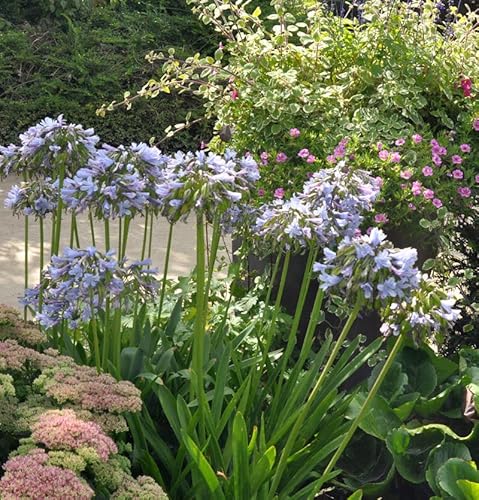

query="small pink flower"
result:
[231,89,239,100]
[451,155,463,164]
[422,166,434,176]
[354,228,362,237]
[274,187,285,199]
[297,148,310,159]
[400,183,407,189]
[461,77,472,97]
[377,142,384,151]
[423,189,435,199]
[306,154,316,163]
[475,174,479,183]
[374,213,389,224]
[378,150,389,161]
[260,151,269,165]
[432,198,443,208]
[431,139,439,147]
[412,181,423,196]
[200,141,208,150]
[390,152,401,163]
[276,152,288,163]
[395,138,405,146]
[412,134,423,144]
[432,154,442,166]
[408,203,417,210]
[326,154,336,163]
[473,118,479,131]
[400,170,413,180]
[289,128,300,138]
[375,176,384,187]
[458,186,472,198]
[438,146,448,156]
[452,169,464,179]
[257,188,265,197]
[460,143,471,153]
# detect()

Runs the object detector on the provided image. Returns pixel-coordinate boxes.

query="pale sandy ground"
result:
[0,176,231,309]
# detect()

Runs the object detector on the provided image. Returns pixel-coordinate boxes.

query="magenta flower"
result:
[422,166,433,176]
[326,154,336,163]
[258,188,265,197]
[408,203,417,210]
[374,213,389,224]
[411,181,422,196]
[276,152,288,163]
[297,148,310,159]
[395,138,405,146]
[461,78,472,97]
[458,186,472,198]
[432,154,442,166]
[451,155,463,165]
[378,150,389,161]
[400,170,413,180]
[431,139,439,147]
[306,154,316,163]
[274,187,285,199]
[412,134,423,144]
[475,174,479,184]
[452,169,464,179]
[473,118,479,131]
[289,128,300,138]
[377,142,384,151]
[231,89,239,100]
[432,198,443,208]
[375,176,384,188]
[390,152,401,163]
[460,143,471,153]
[423,189,435,200]
[260,151,269,165]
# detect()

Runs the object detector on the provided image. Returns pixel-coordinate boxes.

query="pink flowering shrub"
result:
[0,305,44,346]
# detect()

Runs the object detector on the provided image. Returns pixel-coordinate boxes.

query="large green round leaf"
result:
[437,458,479,500]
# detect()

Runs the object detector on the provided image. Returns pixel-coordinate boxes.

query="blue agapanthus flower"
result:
[4,179,58,218]
[22,247,159,329]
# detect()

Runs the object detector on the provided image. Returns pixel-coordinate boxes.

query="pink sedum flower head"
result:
[460,143,471,153]
[274,187,285,199]
[0,449,94,499]
[378,150,389,161]
[423,189,435,200]
[297,148,310,159]
[289,128,300,138]
[422,166,434,177]
[276,152,288,163]
[412,134,423,144]
[395,138,405,146]
[451,155,463,165]
[452,169,464,179]
[458,186,472,198]
[374,213,389,224]
[474,118,479,131]
[306,154,316,164]
[400,170,413,180]
[432,198,443,208]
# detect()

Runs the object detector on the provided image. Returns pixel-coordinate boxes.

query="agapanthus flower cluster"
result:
[31,409,117,462]
[4,178,58,219]
[22,247,158,329]
[0,448,94,499]
[61,148,150,219]
[155,149,259,223]
[380,278,461,342]
[0,115,99,178]
[314,228,420,306]
[253,161,380,254]
[34,362,142,414]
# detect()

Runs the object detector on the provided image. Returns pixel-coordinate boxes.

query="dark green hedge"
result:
[0,1,216,148]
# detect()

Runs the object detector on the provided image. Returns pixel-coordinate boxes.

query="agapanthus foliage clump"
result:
[4,178,58,219]
[155,149,259,223]
[0,115,98,179]
[22,247,159,329]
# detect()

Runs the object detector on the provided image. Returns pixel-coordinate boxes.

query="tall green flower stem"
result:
[268,297,363,498]
[147,213,154,262]
[23,215,29,322]
[89,295,101,373]
[89,212,96,247]
[140,210,149,260]
[52,164,66,256]
[192,213,207,439]
[38,217,44,313]
[204,216,222,313]
[69,213,80,248]
[121,216,131,260]
[264,253,282,311]
[316,334,404,494]
[111,307,122,371]
[104,219,111,252]
[157,222,174,324]
[102,298,111,371]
